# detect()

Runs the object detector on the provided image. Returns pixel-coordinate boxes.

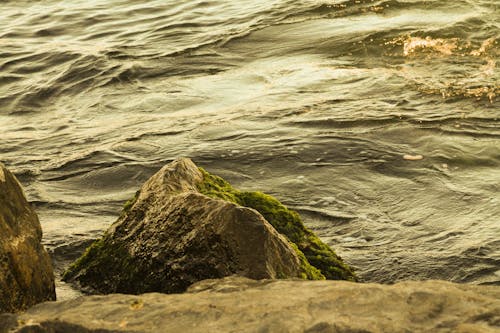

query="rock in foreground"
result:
[0,163,56,313]
[64,158,335,295]
[4,277,500,333]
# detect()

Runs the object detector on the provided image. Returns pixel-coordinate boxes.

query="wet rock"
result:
[0,163,56,313]
[63,158,327,294]
[5,276,500,333]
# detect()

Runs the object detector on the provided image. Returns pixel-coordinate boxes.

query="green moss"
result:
[121,191,140,218]
[62,235,144,293]
[197,168,357,281]
[288,242,325,280]
[62,238,105,281]
[197,169,243,205]
[62,190,149,291]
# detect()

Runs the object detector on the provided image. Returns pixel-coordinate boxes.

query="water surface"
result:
[1,0,499,299]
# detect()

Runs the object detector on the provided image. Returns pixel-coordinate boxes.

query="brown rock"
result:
[62,158,307,294]
[0,163,55,313]
[5,277,500,333]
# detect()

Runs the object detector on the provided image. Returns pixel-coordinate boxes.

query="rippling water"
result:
[1,0,499,298]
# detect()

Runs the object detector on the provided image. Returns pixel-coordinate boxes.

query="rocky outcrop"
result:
[4,276,500,333]
[63,158,334,295]
[0,163,56,313]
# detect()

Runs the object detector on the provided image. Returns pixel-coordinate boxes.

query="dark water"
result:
[1,0,499,299]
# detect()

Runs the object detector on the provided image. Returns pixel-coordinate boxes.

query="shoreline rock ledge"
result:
[0,163,56,313]
[63,158,356,295]
[2,276,499,333]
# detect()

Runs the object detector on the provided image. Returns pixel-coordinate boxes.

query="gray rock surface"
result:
[0,163,56,313]
[63,158,305,294]
[4,276,499,333]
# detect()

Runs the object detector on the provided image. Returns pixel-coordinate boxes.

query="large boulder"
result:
[3,276,499,333]
[0,163,56,313]
[63,158,336,294]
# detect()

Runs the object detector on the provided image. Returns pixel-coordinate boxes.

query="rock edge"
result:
[3,276,500,333]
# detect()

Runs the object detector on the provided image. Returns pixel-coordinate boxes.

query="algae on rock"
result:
[197,168,357,281]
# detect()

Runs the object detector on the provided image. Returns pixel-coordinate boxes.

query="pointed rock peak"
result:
[139,158,203,200]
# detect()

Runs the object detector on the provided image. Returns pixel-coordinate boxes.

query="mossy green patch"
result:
[62,235,145,293]
[197,168,357,281]
[62,188,149,290]
[121,190,140,218]
[196,171,243,205]
[62,238,106,282]
[287,241,325,280]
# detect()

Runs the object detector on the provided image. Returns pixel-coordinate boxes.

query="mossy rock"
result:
[62,237,147,293]
[197,168,357,281]
[63,159,356,295]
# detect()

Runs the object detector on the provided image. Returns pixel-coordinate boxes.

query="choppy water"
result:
[1,0,499,299]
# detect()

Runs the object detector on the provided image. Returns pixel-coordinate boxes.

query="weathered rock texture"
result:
[0,163,55,313]
[63,158,327,294]
[4,276,500,333]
